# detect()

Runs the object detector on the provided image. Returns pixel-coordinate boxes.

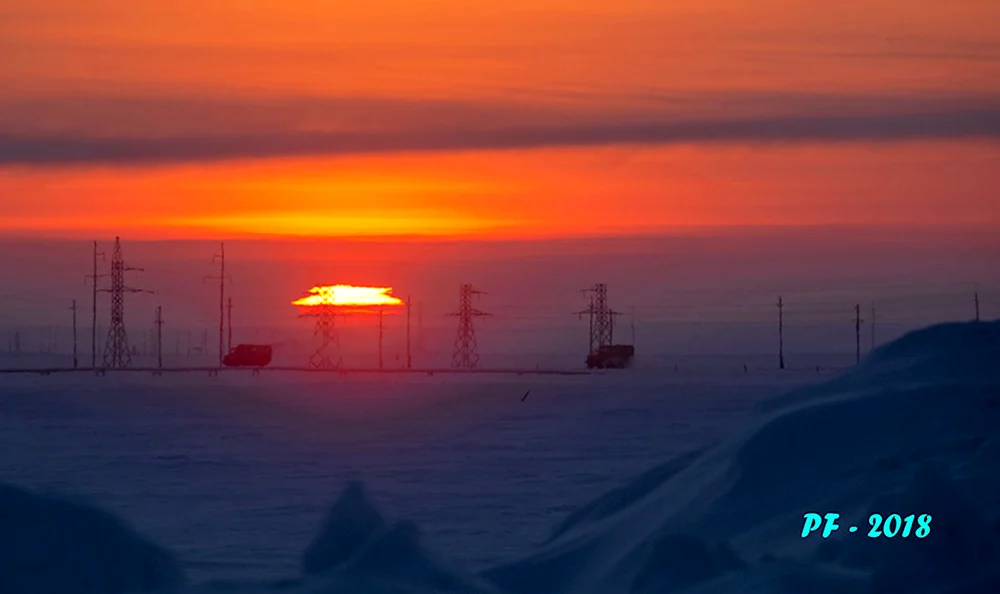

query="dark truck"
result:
[222,344,273,367]
[586,344,635,369]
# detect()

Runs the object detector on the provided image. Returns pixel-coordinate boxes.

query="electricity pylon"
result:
[449,284,490,368]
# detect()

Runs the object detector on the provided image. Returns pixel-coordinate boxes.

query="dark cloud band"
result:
[1,96,998,167]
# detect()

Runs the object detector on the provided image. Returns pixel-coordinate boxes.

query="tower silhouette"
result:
[450,284,490,368]
[577,283,619,352]
[101,237,148,368]
[300,304,340,369]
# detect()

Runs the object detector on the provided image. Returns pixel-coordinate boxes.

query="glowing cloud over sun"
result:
[292,285,404,308]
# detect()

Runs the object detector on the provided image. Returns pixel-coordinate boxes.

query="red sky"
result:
[1,0,999,238]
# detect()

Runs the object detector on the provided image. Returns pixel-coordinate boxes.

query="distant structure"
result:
[154,306,164,371]
[204,243,232,366]
[450,284,490,368]
[299,302,340,369]
[100,237,149,368]
[86,241,106,368]
[975,291,980,321]
[854,304,863,365]
[579,283,615,352]
[578,283,632,368]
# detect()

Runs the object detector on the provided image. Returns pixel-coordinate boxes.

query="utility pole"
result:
[406,295,412,369]
[204,243,232,366]
[449,284,490,368]
[155,306,164,369]
[218,243,225,365]
[778,296,785,370]
[378,309,384,370]
[71,300,78,368]
[630,306,636,345]
[227,296,233,352]
[86,241,106,368]
[100,237,151,368]
[855,304,862,365]
[975,292,980,322]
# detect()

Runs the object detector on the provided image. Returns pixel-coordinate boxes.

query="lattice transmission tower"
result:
[299,304,341,369]
[100,237,150,368]
[449,284,490,368]
[576,283,621,352]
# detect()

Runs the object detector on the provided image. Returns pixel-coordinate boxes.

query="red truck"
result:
[586,344,635,369]
[222,344,273,367]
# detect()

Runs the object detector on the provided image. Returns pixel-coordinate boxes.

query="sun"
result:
[292,285,404,309]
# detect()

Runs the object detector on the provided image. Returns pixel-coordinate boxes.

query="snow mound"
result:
[484,320,1000,594]
[293,483,499,594]
[758,320,1000,413]
[0,482,185,594]
[302,481,387,575]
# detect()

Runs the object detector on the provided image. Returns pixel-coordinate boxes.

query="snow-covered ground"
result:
[2,320,998,593]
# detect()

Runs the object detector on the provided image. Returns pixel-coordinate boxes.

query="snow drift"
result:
[757,319,1000,414]
[0,482,185,594]
[483,320,1000,593]
[293,481,500,593]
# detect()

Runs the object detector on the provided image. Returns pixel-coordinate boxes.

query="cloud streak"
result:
[1,94,999,167]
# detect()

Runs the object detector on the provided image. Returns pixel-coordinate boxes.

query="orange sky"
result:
[1,0,999,238]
